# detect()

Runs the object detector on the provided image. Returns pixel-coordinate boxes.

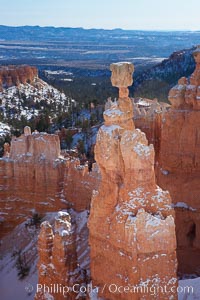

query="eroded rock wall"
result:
[0,158,66,237]
[63,159,100,211]
[0,129,66,237]
[155,47,200,275]
[0,128,99,238]
[156,111,200,275]
[133,47,200,276]
[0,65,38,90]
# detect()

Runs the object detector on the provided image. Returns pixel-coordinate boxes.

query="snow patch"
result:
[133,142,151,157]
[104,108,123,117]
[173,202,196,211]
[101,124,122,136]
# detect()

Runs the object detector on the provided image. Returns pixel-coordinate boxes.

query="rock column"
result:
[88,62,178,300]
[35,212,79,300]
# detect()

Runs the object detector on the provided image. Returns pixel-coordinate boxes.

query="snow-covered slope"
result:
[0,77,71,121]
[0,219,39,300]
[135,47,196,87]
[0,122,11,155]
[133,46,196,101]
[0,122,10,138]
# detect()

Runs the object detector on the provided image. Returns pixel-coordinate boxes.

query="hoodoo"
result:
[35,211,79,300]
[88,62,178,299]
[0,65,38,91]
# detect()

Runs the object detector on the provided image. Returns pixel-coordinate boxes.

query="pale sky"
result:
[0,0,200,30]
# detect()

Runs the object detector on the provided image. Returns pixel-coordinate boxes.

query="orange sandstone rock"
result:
[0,65,38,90]
[3,142,10,157]
[9,131,61,162]
[156,108,200,275]
[133,49,200,276]
[89,62,178,300]
[35,211,79,300]
[110,61,134,88]
[0,129,99,238]
[63,159,100,211]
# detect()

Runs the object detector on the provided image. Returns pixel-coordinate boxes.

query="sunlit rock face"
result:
[0,129,99,238]
[0,65,38,91]
[88,62,178,300]
[9,126,61,162]
[110,62,134,88]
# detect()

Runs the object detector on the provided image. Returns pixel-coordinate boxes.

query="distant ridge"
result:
[133,46,196,101]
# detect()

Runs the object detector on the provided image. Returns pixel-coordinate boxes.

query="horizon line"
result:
[0,24,200,32]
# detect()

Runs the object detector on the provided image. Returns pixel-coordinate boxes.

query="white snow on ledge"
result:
[173,202,197,211]
[145,214,162,227]
[104,108,123,117]
[101,125,122,136]
[133,142,151,157]
[112,61,133,66]
[171,84,186,91]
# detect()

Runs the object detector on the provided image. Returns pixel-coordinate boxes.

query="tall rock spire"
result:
[88,62,178,300]
[35,212,79,300]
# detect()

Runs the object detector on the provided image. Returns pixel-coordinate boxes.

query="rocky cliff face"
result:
[88,62,178,300]
[133,98,169,161]
[155,46,200,276]
[9,126,61,161]
[63,159,100,211]
[0,127,65,237]
[132,46,200,276]
[0,65,38,91]
[0,127,99,238]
